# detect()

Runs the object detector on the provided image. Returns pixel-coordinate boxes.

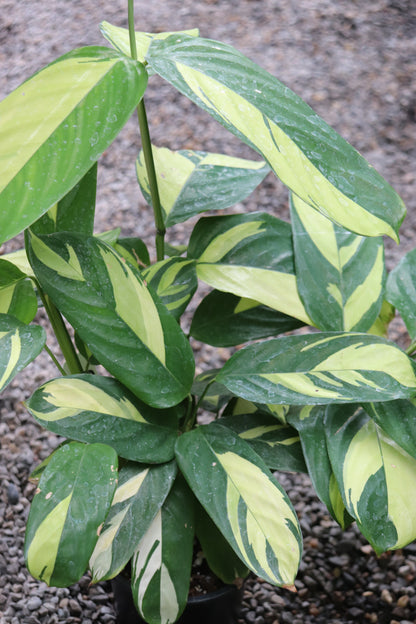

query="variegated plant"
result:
[1,2,415,623]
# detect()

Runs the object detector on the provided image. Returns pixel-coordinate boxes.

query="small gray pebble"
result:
[7,483,19,505]
[27,596,42,611]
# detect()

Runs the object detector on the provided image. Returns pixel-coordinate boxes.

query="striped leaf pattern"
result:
[100,21,198,69]
[0,259,37,323]
[27,232,194,408]
[217,333,416,405]
[0,47,147,244]
[191,370,235,413]
[223,397,291,426]
[90,461,177,582]
[187,212,311,324]
[175,423,302,587]
[25,442,118,586]
[30,163,97,237]
[386,248,416,338]
[131,478,195,624]
[325,405,416,553]
[287,406,353,528]
[142,257,197,320]
[290,193,385,331]
[147,35,405,240]
[0,314,45,393]
[363,399,416,460]
[137,145,270,226]
[220,413,307,473]
[26,374,180,463]
[190,290,304,347]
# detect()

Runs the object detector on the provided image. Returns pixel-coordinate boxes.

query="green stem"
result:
[406,340,416,356]
[128,0,165,262]
[39,290,83,375]
[44,344,66,376]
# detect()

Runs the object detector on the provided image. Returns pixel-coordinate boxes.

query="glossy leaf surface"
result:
[175,423,302,587]
[26,374,180,463]
[30,163,97,236]
[143,257,197,320]
[190,290,304,347]
[187,212,311,324]
[386,248,416,338]
[290,193,385,331]
[217,333,416,405]
[25,442,118,586]
[0,314,45,393]
[0,47,147,244]
[364,399,416,460]
[147,35,405,240]
[90,461,177,582]
[137,146,270,226]
[0,259,37,323]
[131,478,195,624]
[325,405,416,553]
[220,413,306,473]
[28,232,194,408]
[287,406,353,527]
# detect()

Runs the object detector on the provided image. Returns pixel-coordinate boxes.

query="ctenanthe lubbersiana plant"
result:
[1,2,416,622]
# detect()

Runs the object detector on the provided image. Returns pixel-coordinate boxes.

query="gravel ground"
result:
[1,1,416,623]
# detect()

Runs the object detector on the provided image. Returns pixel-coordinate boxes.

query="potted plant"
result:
[1,2,416,623]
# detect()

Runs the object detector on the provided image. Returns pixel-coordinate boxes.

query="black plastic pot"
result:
[111,574,243,624]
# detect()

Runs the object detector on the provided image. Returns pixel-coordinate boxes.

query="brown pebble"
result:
[381,588,393,604]
[397,594,410,608]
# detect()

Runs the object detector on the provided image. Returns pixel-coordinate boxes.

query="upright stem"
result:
[128,0,165,262]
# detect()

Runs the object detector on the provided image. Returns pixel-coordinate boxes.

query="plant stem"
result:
[128,0,165,262]
[44,344,66,376]
[406,340,416,356]
[39,290,83,375]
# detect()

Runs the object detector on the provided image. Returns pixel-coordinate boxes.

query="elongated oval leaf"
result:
[190,290,304,347]
[147,35,405,240]
[188,212,311,324]
[325,405,416,552]
[142,257,197,320]
[0,47,147,244]
[26,374,180,463]
[131,477,195,624]
[287,406,353,528]
[25,442,118,586]
[90,461,177,582]
[137,145,270,226]
[0,314,46,393]
[290,193,385,331]
[220,413,306,473]
[386,248,416,339]
[175,423,302,587]
[217,333,416,405]
[27,232,195,408]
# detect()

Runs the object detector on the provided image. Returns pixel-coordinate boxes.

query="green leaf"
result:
[100,21,198,71]
[131,477,195,624]
[217,332,416,405]
[0,259,37,323]
[30,163,97,236]
[187,212,311,324]
[0,47,147,245]
[26,374,181,463]
[27,232,195,408]
[137,146,270,226]
[0,314,46,393]
[175,422,302,587]
[325,405,416,553]
[25,442,118,586]
[290,193,385,331]
[143,257,197,320]
[195,503,249,585]
[114,237,150,269]
[190,290,304,347]
[287,406,353,528]
[90,460,177,582]
[223,397,291,425]
[220,413,306,473]
[363,399,416,460]
[147,35,405,241]
[191,370,235,413]
[386,248,416,338]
